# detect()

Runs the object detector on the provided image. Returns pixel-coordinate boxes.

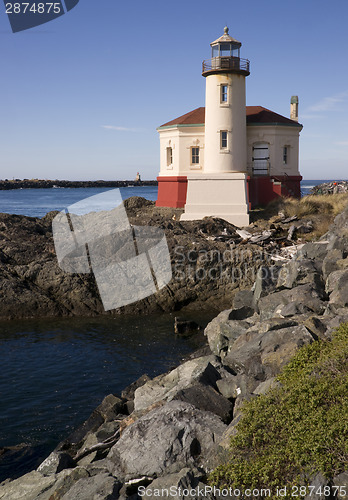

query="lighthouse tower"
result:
[180,27,250,226]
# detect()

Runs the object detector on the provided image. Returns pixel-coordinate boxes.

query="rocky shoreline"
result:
[0,197,308,320]
[1,201,348,498]
[0,180,157,190]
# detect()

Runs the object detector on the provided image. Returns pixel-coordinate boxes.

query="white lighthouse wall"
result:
[158,126,205,176]
[247,125,301,177]
[204,73,247,173]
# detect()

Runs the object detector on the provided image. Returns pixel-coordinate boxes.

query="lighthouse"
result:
[179,27,250,226]
[204,26,249,175]
[156,28,302,225]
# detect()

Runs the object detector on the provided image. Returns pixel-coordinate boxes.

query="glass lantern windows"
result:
[211,43,240,58]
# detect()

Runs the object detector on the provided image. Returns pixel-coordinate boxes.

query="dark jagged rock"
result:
[0,201,277,320]
[174,317,202,335]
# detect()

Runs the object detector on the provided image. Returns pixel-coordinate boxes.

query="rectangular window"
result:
[283,146,288,164]
[221,131,228,149]
[191,147,199,164]
[221,84,228,103]
[166,147,173,166]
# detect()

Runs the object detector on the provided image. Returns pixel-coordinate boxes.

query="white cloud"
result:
[335,141,348,146]
[300,113,324,120]
[102,125,141,132]
[307,90,348,113]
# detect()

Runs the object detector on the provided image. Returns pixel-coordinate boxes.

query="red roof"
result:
[159,106,301,128]
[160,107,205,127]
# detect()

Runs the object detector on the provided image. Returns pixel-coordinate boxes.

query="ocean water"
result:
[0,185,158,218]
[0,313,215,482]
[0,181,343,219]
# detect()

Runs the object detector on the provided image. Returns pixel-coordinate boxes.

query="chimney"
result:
[290,95,299,122]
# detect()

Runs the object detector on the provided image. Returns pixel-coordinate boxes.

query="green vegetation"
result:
[209,323,348,494]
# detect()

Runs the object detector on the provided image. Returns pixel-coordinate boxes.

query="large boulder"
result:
[276,259,324,291]
[0,471,57,500]
[326,269,348,309]
[253,265,281,304]
[224,324,314,380]
[133,356,225,411]
[204,310,249,358]
[173,383,233,423]
[258,284,326,320]
[107,401,226,479]
[60,473,121,500]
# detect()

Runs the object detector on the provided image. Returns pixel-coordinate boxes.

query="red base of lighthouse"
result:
[247,175,302,209]
[156,175,302,211]
[156,176,188,208]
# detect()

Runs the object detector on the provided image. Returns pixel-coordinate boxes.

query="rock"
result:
[173,383,233,423]
[0,470,57,500]
[0,207,273,319]
[253,377,280,395]
[295,241,329,264]
[322,248,344,279]
[310,180,348,195]
[254,317,299,334]
[326,233,348,255]
[60,473,121,500]
[326,269,348,309]
[204,310,249,357]
[224,324,314,380]
[253,265,281,304]
[107,401,226,479]
[302,315,329,339]
[304,472,330,500]
[96,421,121,442]
[57,394,124,454]
[229,306,255,320]
[258,284,326,321]
[216,373,254,399]
[218,414,241,450]
[276,259,324,291]
[37,451,75,476]
[119,401,165,435]
[85,458,111,477]
[133,355,223,411]
[174,318,202,335]
[232,289,255,310]
[142,468,212,500]
[40,467,90,500]
[121,374,151,401]
[333,471,348,499]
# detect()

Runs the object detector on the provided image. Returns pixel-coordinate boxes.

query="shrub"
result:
[209,323,348,496]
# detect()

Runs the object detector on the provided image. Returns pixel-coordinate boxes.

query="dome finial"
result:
[224,26,229,34]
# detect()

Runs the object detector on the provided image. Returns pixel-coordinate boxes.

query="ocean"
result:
[0,180,340,218]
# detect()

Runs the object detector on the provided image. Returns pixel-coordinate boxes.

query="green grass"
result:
[209,323,348,495]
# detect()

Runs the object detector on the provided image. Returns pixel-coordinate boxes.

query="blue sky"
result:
[0,0,347,181]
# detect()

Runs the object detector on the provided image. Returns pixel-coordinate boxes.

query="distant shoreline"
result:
[0,179,158,190]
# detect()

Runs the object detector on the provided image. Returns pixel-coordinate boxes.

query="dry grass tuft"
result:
[250,193,348,241]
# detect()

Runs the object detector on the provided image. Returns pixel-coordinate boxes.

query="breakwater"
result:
[0,179,157,190]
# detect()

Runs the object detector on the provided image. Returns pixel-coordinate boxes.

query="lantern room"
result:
[203,26,249,76]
